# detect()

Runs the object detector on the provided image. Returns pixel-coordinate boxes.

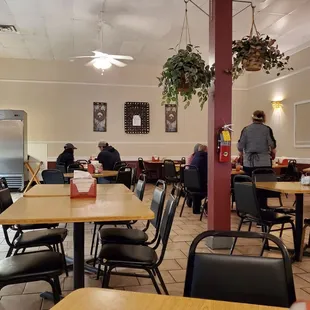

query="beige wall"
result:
[0,58,247,165]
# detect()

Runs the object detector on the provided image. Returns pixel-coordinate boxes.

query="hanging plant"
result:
[158,44,215,110]
[158,1,214,110]
[232,6,293,80]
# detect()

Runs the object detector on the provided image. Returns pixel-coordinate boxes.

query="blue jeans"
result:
[98,177,111,184]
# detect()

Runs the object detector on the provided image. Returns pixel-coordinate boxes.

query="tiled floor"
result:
[1,187,310,309]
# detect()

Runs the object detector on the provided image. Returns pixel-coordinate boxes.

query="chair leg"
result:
[146,269,161,294]
[248,222,252,232]
[21,248,26,254]
[60,242,68,277]
[56,244,60,252]
[6,246,13,258]
[126,224,133,229]
[154,267,169,295]
[179,193,188,217]
[48,279,61,304]
[96,262,102,280]
[90,223,97,256]
[289,221,298,261]
[54,276,62,296]
[260,226,271,256]
[279,195,283,207]
[200,198,208,222]
[102,266,112,288]
[230,218,244,255]
[93,234,100,267]
[279,223,285,238]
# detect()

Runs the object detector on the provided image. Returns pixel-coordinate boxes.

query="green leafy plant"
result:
[231,34,293,80]
[158,44,215,110]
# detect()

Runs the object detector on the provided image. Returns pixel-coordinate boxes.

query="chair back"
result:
[116,167,132,189]
[0,178,8,189]
[184,165,200,191]
[55,164,66,174]
[135,174,146,201]
[76,159,88,165]
[163,160,177,178]
[67,163,84,173]
[282,159,300,181]
[184,230,296,308]
[131,167,137,189]
[42,169,65,184]
[252,168,277,182]
[149,180,166,230]
[234,180,261,219]
[138,157,146,172]
[156,195,177,263]
[113,161,127,171]
[181,157,186,165]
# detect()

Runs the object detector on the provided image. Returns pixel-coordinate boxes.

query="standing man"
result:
[237,110,276,176]
[96,141,121,184]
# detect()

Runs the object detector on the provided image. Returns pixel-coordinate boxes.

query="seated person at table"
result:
[56,143,77,171]
[186,143,201,165]
[189,144,208,214]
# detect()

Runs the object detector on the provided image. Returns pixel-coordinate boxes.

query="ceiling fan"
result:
[71,51,134,73]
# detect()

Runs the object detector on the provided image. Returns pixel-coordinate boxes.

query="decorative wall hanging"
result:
[165,104,178,133]
[124,102,150,134]
[93,102,107,132]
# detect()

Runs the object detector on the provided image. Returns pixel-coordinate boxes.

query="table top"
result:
[256,182,310,194]
[24,184,132,197]
[0,195,153,225]
[51,288,287,310]
[63,170,117,178]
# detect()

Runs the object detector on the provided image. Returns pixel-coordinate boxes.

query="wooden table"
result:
[256,182,310,261]
[0,185,153,289]
[24,184,132,197]
[51,288,287,310]
[63,170,117,178]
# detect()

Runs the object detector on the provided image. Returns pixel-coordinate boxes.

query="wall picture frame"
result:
[165,104,178,133]
[124,102,150,134]
[93,102,107,132]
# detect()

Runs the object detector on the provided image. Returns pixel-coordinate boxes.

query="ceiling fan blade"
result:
[109,55,134,60]
[92,50,107,57]
[85,60,96,67]
[108,58,127,67]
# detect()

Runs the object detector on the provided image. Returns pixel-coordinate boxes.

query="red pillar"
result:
[207,0,232,236]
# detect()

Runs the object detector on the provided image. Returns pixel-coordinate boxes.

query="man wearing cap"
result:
[56,143,77,171]
[96,141,121,184]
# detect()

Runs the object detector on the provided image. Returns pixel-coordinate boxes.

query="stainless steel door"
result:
[0,120,24,174]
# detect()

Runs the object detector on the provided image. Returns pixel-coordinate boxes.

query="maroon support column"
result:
[207,0,232,242]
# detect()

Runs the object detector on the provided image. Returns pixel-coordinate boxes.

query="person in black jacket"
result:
[189,144,208,214]
[56,143,77,171]
[96,141,121,184]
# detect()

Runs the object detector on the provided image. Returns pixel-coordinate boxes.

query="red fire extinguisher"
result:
[217,124,233,163]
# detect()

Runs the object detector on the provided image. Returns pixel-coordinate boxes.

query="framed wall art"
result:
[165,104,178,132]
[93,102,107,132]
[124,102,150,134]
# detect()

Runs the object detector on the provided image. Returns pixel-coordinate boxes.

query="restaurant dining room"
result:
[2,0,310,309]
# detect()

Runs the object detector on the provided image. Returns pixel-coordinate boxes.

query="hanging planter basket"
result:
[177,74,190,93]
[242,51,263,72]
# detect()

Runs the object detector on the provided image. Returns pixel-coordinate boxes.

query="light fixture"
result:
[93,58,112,70]
[271,101,283,110]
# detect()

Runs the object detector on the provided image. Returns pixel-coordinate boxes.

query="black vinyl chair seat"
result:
[13,228,67,247]
[0,251,64,282]
[258,211,293,224]
[99,244,157,265]
[99,228,148,244]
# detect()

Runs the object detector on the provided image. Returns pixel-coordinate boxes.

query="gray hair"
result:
[193,143,201,153]
[198,144,207,152]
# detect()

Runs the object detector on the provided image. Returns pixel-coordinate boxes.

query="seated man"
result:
[190,144,208,214]
[56,143,77,171]
[96,141,121,184]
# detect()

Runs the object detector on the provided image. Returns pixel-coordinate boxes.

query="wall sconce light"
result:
[271,101,283,110]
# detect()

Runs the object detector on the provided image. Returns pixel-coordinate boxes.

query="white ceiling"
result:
[0,0,310,65]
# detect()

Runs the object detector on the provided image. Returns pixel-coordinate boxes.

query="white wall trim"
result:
[29,141,206,145]
[0,78,247,91]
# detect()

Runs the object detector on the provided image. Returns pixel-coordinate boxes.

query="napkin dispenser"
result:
[70,171,97,198]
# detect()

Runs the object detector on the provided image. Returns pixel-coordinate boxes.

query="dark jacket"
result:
[56,150,74,170]
[97,146,121,170]
[191,151,208,191]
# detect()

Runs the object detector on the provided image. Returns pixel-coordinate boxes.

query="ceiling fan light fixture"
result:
[93,58,112,70]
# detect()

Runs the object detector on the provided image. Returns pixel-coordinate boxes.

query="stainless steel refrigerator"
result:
[0,110,27,190]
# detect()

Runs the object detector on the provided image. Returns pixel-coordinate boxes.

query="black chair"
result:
[0,178,8,189]
[230,180,296,256]
[0,188,69,276]
[55,164,66,174]
[138,157,157,182]
[0,251,64,304]
[90,175,151,259]
[116,166,132,189]
[184,230,296,308]
[97,195,177,294]
[163,160,180,191]
[131,167,137,192]
[113,161,127,171]
[42,170,65,184]
[179,165,207,218]
[67,163,85,173]
[280,159,301,182]
[97,179,166,250]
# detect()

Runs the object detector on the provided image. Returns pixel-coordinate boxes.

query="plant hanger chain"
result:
[249,5,259,38]
[178,0,192,49]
